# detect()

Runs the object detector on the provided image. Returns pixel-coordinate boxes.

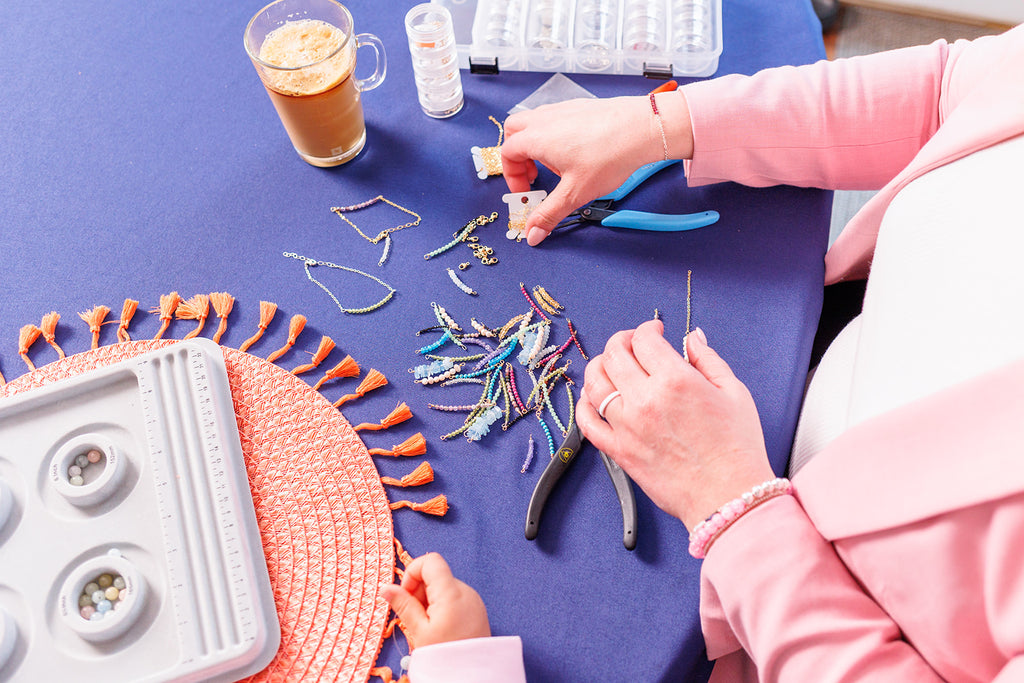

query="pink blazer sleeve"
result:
[407,636,526,683]
[700,496,945,681]
[681,34,998,191]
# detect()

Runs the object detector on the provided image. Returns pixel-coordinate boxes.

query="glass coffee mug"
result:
[245,0,386,167]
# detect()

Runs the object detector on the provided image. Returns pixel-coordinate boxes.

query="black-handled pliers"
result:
[525,421,637,550]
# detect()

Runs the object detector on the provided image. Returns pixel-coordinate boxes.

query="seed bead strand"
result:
[521,434,536,473]
[498,313,529,340]
[526,321,551,366]
[378,233,393,266]
[538,337,573,367]
[566,318,589,360]
[417,330,452,355]
[534,295,560,317]
[564,382,576,435]
[506,364,527,414]
[428,402,483,412]
[447,267,477,296]
[533,285,564,313]
[459,336,496,353]
[499,372,514,429]
[541,376,566,436]
[471,318,496,337]
[536,409,556,458]
[426,352,485,363]
[431,302,463,333]
[441,377,486,387]
[519,282,549,322]
[416,365,463,385]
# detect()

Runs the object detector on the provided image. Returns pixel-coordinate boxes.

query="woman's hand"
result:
[381,553,491,648]
[577,320,774,530]
[501,92,693,246]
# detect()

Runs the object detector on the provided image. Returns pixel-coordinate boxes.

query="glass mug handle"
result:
[354,33,386,91]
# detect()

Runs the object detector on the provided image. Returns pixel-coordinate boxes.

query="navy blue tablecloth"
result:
[0,1,829,680]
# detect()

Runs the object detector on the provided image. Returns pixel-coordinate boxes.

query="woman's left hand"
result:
[577,320,775,530]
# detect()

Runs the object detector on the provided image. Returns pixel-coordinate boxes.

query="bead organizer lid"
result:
[432,0,723,78]
[0,339,279,682]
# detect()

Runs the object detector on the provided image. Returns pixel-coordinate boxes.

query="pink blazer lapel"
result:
[825,25,1024,284]
[794,357,1024,540]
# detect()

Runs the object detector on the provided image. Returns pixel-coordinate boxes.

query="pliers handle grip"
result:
[525,423,637,550]
[557,159,719,233]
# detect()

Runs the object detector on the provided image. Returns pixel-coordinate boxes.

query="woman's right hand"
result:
[501,92,692,246]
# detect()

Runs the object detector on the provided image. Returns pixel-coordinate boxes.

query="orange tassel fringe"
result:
[151,291,182,340]
[388,494,448,516]
[209,292,235,344]
[266,314,306,362]
[380,462,434,488]
[368,433,427,457]
[312,354,359,390]
[39,311,65,359]
[79,305,110,349]
[117,299,139,342]
[354,402,412,431]
[177,294,210,340]
[292,335,335,375]
[393,537,414,569]
[334,368,388,407]
[18,324,42,370]
[239,300,277,352]
[369,666,410,683]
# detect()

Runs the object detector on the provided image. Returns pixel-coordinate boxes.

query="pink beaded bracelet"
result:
[688,477,794,559]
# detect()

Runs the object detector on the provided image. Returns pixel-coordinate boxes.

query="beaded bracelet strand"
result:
[688,477,794,559]
[283,252,397,315]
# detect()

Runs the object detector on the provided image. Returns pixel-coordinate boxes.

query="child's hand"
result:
[381,553,491,648]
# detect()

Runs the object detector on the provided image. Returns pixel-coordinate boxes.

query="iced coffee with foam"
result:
[245,0,386,167]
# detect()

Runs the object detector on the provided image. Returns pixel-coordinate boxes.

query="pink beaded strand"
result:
[688,477,794,559]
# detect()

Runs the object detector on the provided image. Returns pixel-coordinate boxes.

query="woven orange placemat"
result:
[1,339,395,682]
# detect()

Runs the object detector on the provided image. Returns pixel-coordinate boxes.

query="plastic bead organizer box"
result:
[0,294,443,683]
[434,0,724,78]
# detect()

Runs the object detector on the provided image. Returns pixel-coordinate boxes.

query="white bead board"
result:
[0,339,279,682]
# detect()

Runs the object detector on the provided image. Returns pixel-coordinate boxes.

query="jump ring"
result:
[598,390,622,420]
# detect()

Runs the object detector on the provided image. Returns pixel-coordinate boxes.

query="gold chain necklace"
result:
[330,195,422,266]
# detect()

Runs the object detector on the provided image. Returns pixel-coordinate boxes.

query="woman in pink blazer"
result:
[387,24,1024,681]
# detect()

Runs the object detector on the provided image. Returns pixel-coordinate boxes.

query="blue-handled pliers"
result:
[555,159,719,232]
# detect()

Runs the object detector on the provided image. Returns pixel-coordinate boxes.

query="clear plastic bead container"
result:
[430,0,722,78]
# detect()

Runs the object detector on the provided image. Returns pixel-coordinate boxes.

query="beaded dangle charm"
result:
[470,116,504,179]
[502,190,547,241]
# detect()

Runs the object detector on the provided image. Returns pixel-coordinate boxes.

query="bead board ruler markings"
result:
[137,342,264,673]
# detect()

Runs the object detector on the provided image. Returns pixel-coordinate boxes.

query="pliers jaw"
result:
[554,201,615,232]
